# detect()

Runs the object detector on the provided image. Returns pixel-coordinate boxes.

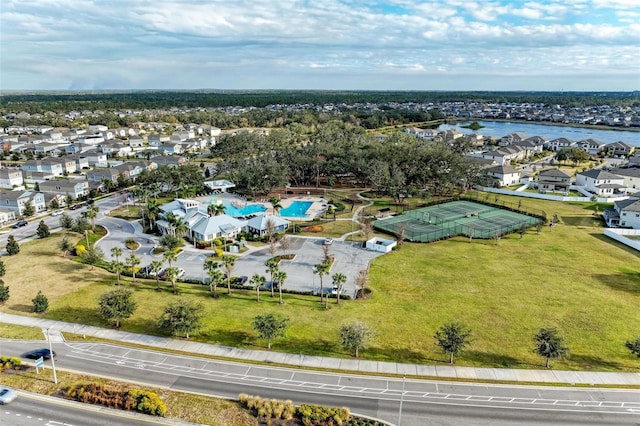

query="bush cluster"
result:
[298,403,351,426]
[0,356,22,371]
[238,394,353,425]
[65,384,166,417]
[238,393,296,421]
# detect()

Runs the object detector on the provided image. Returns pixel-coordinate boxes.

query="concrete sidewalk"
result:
[2,313,639,386]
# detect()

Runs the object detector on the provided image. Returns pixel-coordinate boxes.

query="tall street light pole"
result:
[397,374,406,426]
[47,328,58,384]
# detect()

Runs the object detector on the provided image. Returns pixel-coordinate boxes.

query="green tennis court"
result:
[374,200,544,243]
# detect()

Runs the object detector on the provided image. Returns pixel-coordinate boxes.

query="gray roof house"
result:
[0,190,46,216]
[246,215,290,237]
[575,169,626,196]
[604,198,640,228]
[537,168,571,193]
[38,180,89,200]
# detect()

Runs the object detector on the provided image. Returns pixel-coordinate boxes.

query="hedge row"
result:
[65,384,166,417]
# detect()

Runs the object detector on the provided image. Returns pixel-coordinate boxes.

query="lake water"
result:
[438,121,640,147]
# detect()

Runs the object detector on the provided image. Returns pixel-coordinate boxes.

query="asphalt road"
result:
[0,391,172,426]
[3,340,639,426]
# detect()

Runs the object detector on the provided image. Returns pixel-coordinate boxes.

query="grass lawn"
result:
[1,193,639,371]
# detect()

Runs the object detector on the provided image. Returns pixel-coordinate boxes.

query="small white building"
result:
[365,237,397,253]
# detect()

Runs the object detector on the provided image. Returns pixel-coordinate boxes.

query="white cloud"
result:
[0,0,638,90]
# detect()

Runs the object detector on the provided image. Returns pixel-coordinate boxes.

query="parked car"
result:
[232,276,249,285]
[11,220,28,228]
[323,238,334,245]
[0,387,17,404]
[138,265,152,276]
[51,209,65,216]
[23,348,56,360]
[265,281,279,291]
[159,268,185,279]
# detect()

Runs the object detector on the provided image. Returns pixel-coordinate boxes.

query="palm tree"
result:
[269,197,282,216]
[165,267,178,294]
[162,250,178,292]
[250,274,266,302]
[220,255,236,294]
[203,258,223,296]
[84,204,99,231]
[207,203,216,217]
[145,199,160,229]
[126,253,141,283]
[273,270,287,305]
[332,272,347,305]
[313,262,331,305]
[110,247,123,284]
[150,260,163,291]
[265,258,279,298]
[212,203,226,216]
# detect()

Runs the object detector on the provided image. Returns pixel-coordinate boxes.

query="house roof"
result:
[246,214,290,231]
[578,169,623,180]
[538,168,571,178]
[487,164,518,175]
[615,198,640,212]
[605,141,633,150]
[609,167,640,178]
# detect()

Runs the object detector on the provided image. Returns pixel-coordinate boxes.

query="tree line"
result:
[212,121,483,199]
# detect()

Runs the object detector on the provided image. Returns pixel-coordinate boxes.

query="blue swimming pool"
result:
[279,201,313,218]
[223,201,267,217]
[203,199,267,218]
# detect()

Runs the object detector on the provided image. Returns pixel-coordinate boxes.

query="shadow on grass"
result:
[8,304,34,313]
[198,329,254,347]
[463,350,528,368]
[593,273,640,295]
[589,233,640,258]
[363,345,432,364]
[561,216,602,227]
[566,354,623,371]
[46,306,105,327]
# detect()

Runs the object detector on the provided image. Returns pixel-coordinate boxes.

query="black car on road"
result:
[23,348,56,360]
[11,220,28,228]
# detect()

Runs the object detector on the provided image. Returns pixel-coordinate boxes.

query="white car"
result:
[323,238,334,245]
[51,209,65,216]
[0,387,17,404]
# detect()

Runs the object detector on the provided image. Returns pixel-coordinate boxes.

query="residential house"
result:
[22,170,55,185]
[0,190,46,216]
[604,198,640,228]
[545,137,575,151]
[112,161,155,181]
[480,145,527,165]
[64,154,90,170]
[33,142,68,157]
[99,141,132,157]
[153,155,185,167]
[0,208,16,225]
[537,168,571,193]
[609,167,640,192]
[604,141,635,158]
[486,164,520,187]
[0,169,24,189]
[575,169,626,196]
[87,168,121,183]
[22,159,64,176]
[127,136,145,148]
[158,143,183,155]
[576,138,605,156]
[84,151,108,167]
[147,134,171,146]
[49,157,77,174]
[38,180,89,200]
[246,215,289,237]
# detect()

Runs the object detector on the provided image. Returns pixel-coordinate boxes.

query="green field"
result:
[1,193,639,371]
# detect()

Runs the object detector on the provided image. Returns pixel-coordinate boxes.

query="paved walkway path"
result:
[2,313,639,386]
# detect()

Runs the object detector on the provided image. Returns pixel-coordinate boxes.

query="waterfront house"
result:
[575,169,626,196]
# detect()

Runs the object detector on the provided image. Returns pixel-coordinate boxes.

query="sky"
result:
[1,0,639,92]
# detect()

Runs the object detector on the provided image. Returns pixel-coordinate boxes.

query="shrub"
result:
[32,290,49,313]
[65,384,165,417]
[75,244,86,256]
[0,356,22,371]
